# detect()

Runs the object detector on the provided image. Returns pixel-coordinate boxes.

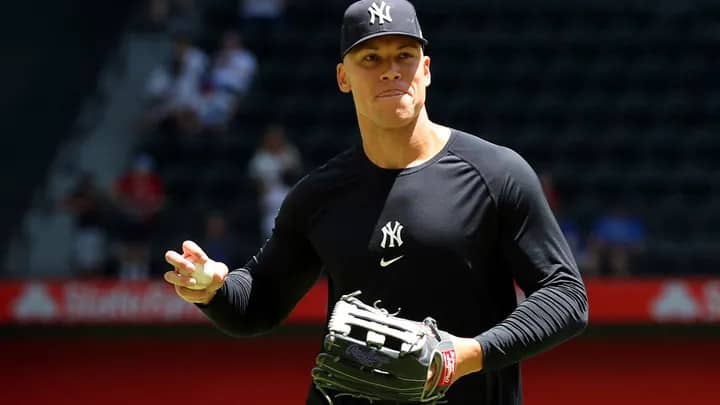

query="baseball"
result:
[188,260,215,290]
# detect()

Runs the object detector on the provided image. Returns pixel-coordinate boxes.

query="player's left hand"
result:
[313,292,476,403]
[427,337,484,385]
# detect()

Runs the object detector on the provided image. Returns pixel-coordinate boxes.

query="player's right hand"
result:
[163,240,228,305]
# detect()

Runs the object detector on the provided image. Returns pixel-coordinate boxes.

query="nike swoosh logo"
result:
[380,255,404,267]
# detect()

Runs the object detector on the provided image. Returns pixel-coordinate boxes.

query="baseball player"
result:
[163,1,588,404]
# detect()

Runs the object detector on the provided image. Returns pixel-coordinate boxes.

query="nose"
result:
[380,62,402,81]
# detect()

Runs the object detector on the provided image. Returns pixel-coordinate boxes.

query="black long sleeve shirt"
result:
[199,129,588,404]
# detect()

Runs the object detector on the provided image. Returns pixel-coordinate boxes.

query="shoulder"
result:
[280,147,361,220]
[293,147,360,194]
[449,129,528,168]
[447,129,539,199]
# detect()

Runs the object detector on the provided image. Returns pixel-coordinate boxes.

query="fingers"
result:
[182,240,208,264]
[175,285,215,304]
[165,241,225,305]
[165,271,219,304]
[165,250,195,276]
[163,270,197,288]
[427,366,435,382]
[425,364,436,391]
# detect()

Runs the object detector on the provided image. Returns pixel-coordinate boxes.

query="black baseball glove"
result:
[312,291,457,404]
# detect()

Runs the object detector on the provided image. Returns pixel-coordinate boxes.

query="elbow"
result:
[222,328,267,339]
[195,316,274,339]
[559,306,587,343]
[212,314,285,338]
[556,279,589,338]
[215,325,252,338]
[213,323,270,339]
[570,289,590,336]
[204,317,255,338]
[572,307,589,336]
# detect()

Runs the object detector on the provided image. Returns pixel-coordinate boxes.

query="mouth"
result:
[376,89,409,99]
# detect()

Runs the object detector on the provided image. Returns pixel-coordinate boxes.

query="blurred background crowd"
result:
[2,2,718,404]
[1,0,718,281]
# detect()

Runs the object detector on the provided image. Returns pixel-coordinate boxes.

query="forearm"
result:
[475,270,588,372]
[198,264,322,337]
[197,269,260,337]
[452,337,484,382]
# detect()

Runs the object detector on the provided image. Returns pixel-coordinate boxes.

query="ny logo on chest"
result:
[379,220,404,268]
[380,221,403,248]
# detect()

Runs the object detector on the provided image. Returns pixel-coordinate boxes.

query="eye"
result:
[398,52,413,59]
[363,54,379,62]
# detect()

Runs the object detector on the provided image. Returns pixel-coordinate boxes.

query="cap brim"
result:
[341,32,428,58]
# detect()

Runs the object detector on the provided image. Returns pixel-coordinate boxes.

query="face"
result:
[337,35,431,129]
[206,214,227,237]
[263,125,286,152]
[221,31,241,50]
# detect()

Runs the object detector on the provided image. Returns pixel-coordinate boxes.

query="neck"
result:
[357,108,451,169]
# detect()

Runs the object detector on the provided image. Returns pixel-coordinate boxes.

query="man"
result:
[248,124,304,239]
[163,1,588,404]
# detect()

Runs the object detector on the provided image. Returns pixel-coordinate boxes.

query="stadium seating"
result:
[143,0,720,275]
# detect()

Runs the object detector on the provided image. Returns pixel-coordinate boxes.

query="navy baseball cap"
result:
[340,0,428,58]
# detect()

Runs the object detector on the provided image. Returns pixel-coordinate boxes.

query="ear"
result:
[423,55,432,87]
[337,62,351,93]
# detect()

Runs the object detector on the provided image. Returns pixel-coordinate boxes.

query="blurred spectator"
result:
[240,0,286,25]
[248,124,303,239]
[62,173,111,278]
[211,31,257,100]
[114,154,166,224]
[199,30,258,133]
[585,205,646,277]
[133,0,171,33]
[133,0,203,35]
[144,34,208,137]
[201,211,237,265]
[167,0,204,39]
[238,0,286,42]
[112,154,166,280]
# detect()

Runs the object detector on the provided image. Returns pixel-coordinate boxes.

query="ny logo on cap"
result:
[368,1,392,25]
